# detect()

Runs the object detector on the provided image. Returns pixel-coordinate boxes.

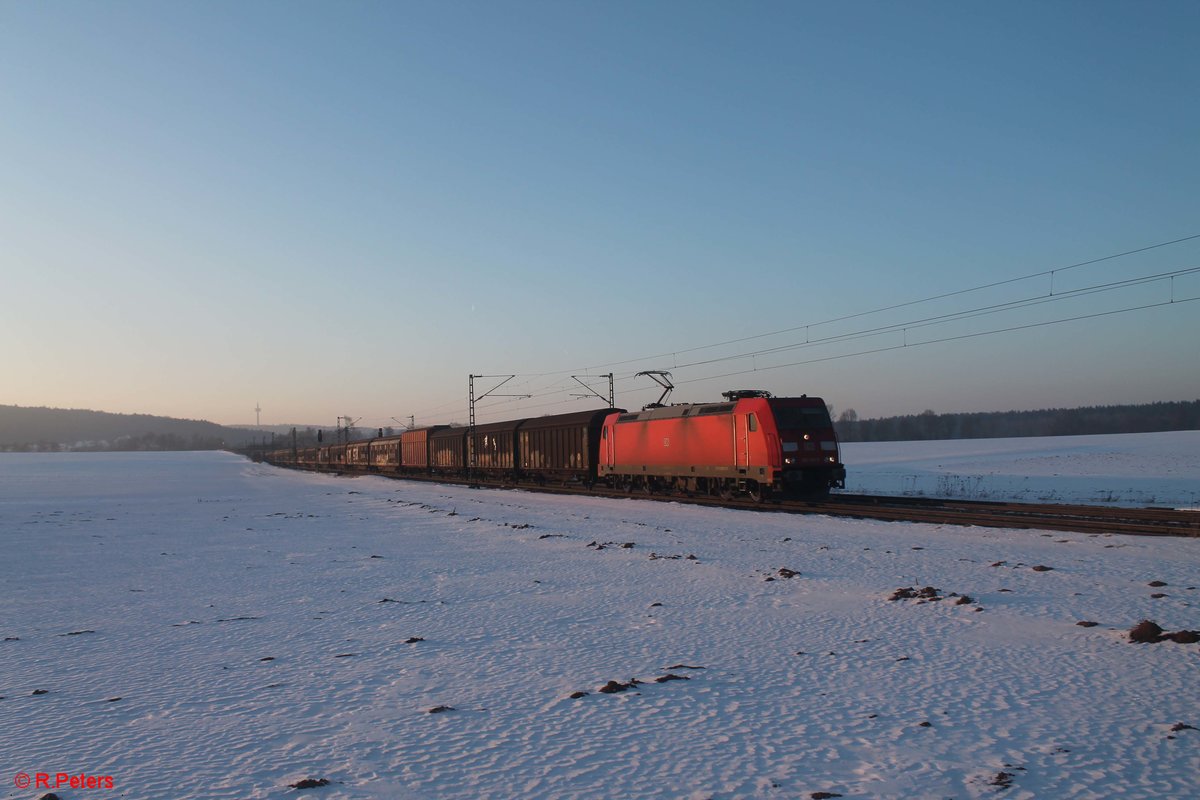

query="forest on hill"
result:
[0,405,260,452]
[833,399,1200,442]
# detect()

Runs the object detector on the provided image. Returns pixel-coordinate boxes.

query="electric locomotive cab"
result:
[765,396,845,495]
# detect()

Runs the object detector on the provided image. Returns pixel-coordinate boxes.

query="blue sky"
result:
[2,0,1198,428]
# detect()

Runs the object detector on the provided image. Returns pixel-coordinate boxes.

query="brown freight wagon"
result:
[468,418,528,479]
[346,440,372,466]
[369,436,403,471]
[519,408,622,485]
[429,427,467,474]
[400,425,448,473]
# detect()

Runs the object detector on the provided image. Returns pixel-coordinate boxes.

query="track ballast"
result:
[267,463,1200,538]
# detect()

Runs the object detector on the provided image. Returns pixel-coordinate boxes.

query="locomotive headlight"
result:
[784,457,795,465]
[803,434,811,441]
[827,456,836,463]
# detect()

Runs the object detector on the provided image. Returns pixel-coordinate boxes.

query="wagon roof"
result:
[468,418,530,435]
[520,408,624,431]
[401,425,449,438]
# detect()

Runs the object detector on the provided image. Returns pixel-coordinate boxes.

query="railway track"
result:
[272,464,1200,538]
[786,494,1200,537]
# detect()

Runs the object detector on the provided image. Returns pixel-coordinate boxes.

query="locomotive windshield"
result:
[771,406,833,430]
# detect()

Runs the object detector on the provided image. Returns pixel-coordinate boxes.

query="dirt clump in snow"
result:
[1129,620,1164,642]
[654,673,690,683]
[1076,620,1099,627]
[288,777,330,789]
[989,771,1015,788]
[598,679,641,694]
[1128,620,1199,644]
[889,586,940,601]
[648,552,698,561]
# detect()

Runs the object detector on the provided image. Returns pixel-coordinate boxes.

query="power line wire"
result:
[392,235,1200,424]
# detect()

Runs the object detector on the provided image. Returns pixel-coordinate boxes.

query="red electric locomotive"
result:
[598,389,844,499]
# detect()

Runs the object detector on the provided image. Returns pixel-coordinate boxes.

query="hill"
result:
[0,405,262,451]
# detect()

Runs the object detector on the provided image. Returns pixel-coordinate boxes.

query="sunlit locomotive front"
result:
[598,390,844,500]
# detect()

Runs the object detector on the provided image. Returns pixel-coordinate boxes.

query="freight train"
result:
[264,389,845,500]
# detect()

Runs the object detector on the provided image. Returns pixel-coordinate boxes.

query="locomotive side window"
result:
[748,413,758,432]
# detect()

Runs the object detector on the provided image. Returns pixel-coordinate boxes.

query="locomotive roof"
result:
[616,401,737,423]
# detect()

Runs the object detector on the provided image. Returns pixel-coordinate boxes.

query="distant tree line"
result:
[0,405,259,451]
[5,433,230,452]
[833,400,1200,442]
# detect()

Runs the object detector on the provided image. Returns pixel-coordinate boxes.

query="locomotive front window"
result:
[772,406,833,430]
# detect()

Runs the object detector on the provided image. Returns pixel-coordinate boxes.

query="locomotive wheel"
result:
[718,480,735,501]
[746,480,766,503]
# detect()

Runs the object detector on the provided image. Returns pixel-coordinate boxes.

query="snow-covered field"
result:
[842,430,1200,509]
[2,442,1198,800]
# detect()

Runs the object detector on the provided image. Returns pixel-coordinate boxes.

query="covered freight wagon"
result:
[429,427,467,474]
[400,425,448,473]
[518,408,623,485]
[468,418,527,478]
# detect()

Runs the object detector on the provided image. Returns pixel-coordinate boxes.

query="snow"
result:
[842,430,1200,508]
[2,443,1198,800]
